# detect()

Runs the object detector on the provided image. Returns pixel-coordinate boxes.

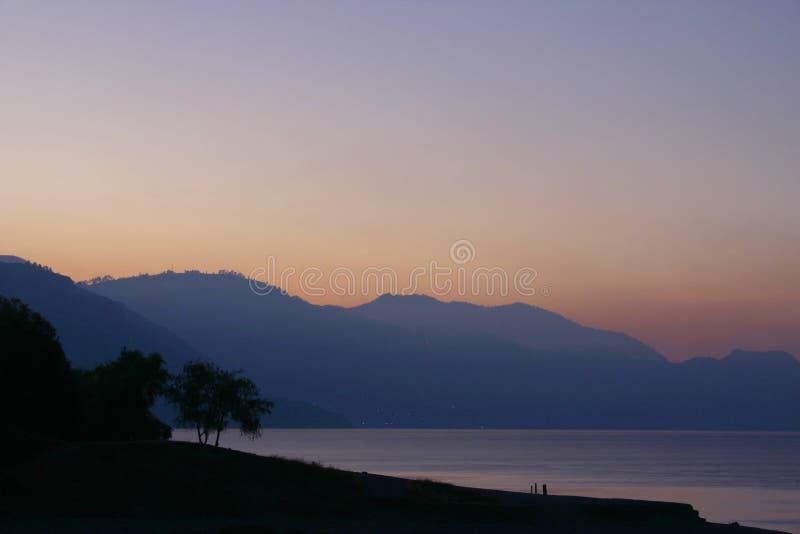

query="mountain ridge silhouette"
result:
[0,262,353,428]
[81,268,799,430]
[349,293,664,362]
[3,261,798,429]
[0,261,199,369]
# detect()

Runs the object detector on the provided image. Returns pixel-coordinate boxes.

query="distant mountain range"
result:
[0,258,351,428]
[2,257,798,430]
[0,258,198,369]
[350,294,664,361]
[85,269,799,430]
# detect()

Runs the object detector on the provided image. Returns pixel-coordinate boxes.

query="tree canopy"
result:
[1,297,169,442]
[167,361,273,446]
[79,349,172,441]
[0,296,79,440]
[1,296,273,446]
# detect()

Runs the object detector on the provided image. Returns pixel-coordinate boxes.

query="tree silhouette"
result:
[167,361,273,446]
[0,296,79,440]
[80,349,172,441]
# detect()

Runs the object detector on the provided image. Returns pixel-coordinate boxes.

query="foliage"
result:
[217,269,246,278]
[0,296,173,442]
[167,361,273,446]
[0,296,79,440]
[79,349,172,441]
[1,296,270,446]
[79,274,115,286]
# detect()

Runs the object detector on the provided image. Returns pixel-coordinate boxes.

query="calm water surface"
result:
[173,429,800,532]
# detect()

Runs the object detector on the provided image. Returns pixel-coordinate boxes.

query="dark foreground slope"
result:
[0,440,782,533]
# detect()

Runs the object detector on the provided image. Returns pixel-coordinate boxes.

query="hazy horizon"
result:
[2,1,799,361]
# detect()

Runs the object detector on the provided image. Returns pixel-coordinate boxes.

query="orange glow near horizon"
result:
[2,243,798,362]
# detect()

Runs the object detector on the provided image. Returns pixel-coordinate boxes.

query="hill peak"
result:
[0,255,29,264]
[355,292,664,362]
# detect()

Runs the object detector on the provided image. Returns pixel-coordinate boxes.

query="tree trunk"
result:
[196,425,202,444]
[214,415,225,447]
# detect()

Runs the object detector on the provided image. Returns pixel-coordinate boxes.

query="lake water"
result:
[172,429,800,533]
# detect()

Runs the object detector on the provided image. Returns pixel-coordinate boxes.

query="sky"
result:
[1,1,798,361]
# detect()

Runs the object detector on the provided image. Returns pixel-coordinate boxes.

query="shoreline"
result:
[1,440,788,533]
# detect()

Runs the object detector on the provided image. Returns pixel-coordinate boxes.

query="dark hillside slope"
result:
[0,262,199,369]
[352,294,663,361]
